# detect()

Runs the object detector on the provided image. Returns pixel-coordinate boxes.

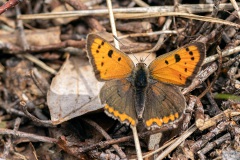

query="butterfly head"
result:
[135,62,147,73]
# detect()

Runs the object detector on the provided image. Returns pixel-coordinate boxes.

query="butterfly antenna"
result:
[143,52,152,62]
[143,37,169,62]
[113,35,139,63]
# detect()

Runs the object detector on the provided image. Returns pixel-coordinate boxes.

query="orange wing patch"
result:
[149,42,205,87]
[105,104,136,126]
[87,34,134,81]
[145,112,179,128]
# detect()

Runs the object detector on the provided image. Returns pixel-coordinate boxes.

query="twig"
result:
[198,0,220,35]
[18,3,239,20]
[0,0,22,15]
[79,125,176,152]
[222,54,240,67]
[133,0,149,7]
[0,39,85,54]
[106,0,119,49]
[230,0,240,19]
[182,62,218,95]
[118,30,179,39]
[64,0,105,31]
[13,117,21,132]
[198,109,240,131]
[203,45,240,64]
[0,99,26,117]
[3,136,12,158]
[227,58,240,79]
[83,118,127,159]
[15,5,29,51]
[21,93,49,121]
[206,92,221,116]
[191,121,230,153]
[198,46,222,99]
[146,17,172,52]
[20,101,55,128]
[2,118,22,158]
[156,125,198,160]
[198,133,231,159]
[131,126,143,160]
[142,138,176,158]
[30,68,49,96]
[22,53,57,75]
[89,150,120,160]
[195,98,204,128]
[0,128,57,143]
[182,96,197,131]
[114,12,240,28]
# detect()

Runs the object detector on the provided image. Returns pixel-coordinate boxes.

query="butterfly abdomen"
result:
[134,63,149,119]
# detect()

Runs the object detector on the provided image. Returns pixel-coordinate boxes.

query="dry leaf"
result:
[51,4,78,25]
[0,27,61,45]
[47,56,103,125]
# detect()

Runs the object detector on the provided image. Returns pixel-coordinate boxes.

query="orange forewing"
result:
[87,34,134,81]
[148,42,205,87]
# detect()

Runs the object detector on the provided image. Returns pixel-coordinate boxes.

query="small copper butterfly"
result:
[87,33,205,129]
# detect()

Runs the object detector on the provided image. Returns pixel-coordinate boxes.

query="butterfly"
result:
[87,33,205,129]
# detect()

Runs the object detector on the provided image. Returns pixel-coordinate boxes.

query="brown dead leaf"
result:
[14,143,38,160]
[5,58,42,98]
[47,56,103,125]
[0,27,61,46]
[52,4,78,25]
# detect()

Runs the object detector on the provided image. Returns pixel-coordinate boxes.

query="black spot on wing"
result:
[175,54,181,62]
[118,57,121,61]
[186,47,189,51]
[189,51,193,55]
[165,60,169,65]
[191,57,195,61]
[96,50,99,53]
[185,68,187,72]
[101,62,104,66]
[108,50,113,58]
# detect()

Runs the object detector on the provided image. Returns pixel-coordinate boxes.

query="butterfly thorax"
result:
[133,62,149,119]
